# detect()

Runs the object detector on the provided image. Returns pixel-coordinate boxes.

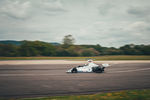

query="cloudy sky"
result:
[0,0,150,47]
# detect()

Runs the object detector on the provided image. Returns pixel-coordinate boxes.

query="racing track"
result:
[0,62,150,98]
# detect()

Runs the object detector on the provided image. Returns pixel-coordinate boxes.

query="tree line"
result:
[0,35,150,57]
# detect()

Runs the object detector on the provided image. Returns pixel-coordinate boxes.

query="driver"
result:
[87,59,99,67]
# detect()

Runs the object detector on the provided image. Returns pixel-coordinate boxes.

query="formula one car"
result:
[66,60,110,73]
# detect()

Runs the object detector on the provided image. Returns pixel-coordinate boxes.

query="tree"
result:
[141,45,150,55]
[19,41,56,56]
[0,44,19,57]
[66,45,81,56]
[19,41,39,56]
[81,48,100,57]
[62,35,75,48]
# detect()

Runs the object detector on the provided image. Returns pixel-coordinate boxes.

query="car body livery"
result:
[66,60,109,73]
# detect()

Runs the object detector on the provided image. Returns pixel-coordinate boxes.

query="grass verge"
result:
[0,55,150,60]
[1,89,150,100]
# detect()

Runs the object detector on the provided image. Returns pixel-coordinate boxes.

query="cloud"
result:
[0,0,150,47]
[126,21,149,32]
[37,0,67,15]
[0,0,67,19]
[76,19,150,47]
[98,2,115,15]
[0,0,31,19]
[127,6,150,18]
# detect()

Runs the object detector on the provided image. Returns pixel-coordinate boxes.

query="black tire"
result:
[92,66,103,73]
[71,67,77,73]
[102,67,105,71]
[95,70,103,73]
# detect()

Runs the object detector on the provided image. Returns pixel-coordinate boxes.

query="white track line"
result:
[108,68,150,73]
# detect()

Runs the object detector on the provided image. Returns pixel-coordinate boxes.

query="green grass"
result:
[0,55,150,60]
[1,89,150,100]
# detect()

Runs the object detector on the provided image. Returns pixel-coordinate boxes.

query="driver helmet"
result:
[87,59,93,63]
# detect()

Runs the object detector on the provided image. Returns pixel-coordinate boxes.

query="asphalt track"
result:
[0,62,150,98]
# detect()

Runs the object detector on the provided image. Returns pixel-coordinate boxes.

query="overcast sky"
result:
[0,0,150,47]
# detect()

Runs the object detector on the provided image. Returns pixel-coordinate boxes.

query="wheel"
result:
[92,67,103,73]
[101,67,105,71]
[95,68,102,73]
[71,67,77,73]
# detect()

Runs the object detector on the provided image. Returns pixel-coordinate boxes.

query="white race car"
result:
[66,60,110,73]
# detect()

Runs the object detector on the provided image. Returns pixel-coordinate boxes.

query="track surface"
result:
[0,62,150,98]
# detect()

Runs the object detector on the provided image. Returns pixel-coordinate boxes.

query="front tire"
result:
[71,67,77,73]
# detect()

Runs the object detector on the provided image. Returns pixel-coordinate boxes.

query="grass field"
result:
[0,55,150,60]
[1,89,149,100]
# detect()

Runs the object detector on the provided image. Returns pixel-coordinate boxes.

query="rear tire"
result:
[102,67,105,71]
[92,66,103,73]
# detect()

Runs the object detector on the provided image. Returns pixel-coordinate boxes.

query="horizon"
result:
[0,39,149,48]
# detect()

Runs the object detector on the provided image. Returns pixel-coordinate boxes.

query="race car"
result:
[66,60,110,73]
